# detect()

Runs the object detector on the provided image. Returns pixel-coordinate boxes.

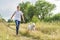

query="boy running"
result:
[11,6,25,35]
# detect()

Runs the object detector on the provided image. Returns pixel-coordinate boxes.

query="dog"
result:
[27,23,35,32]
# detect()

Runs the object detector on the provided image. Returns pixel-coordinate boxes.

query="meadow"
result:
[0,21,60,40]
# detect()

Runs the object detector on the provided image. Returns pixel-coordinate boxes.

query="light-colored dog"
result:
[27,23,35,32]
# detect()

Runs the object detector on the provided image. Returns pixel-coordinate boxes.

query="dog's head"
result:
[32,23,35,26]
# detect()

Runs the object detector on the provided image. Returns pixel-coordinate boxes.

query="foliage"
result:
[31,16,40,23]
[7,19,13,23]
[19,0,55,22]
[44,13,60,22]
[35,0,55,19]
[51,13,60,21]
[0,18,6,22]
[19,2,34,22]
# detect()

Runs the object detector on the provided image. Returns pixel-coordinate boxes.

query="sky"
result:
[0,0,60,21]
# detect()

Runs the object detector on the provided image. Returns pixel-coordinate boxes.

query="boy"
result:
[11,6,25,35]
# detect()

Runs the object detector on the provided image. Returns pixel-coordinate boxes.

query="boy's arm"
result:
[11,12,16,19]
[21,11,25,22]
[22,15,25,22]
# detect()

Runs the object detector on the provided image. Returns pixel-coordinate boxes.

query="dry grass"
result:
[0,21,60,40]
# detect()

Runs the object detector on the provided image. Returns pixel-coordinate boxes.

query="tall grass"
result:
[18,21,60,40]
[0,21,60,40]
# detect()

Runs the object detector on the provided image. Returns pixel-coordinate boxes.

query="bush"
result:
[7,19,13,23]
[44,17,52,22]
[42,13,60,22]
[0,18,6,22]
[51,13,60,21]
[31,16,40,23]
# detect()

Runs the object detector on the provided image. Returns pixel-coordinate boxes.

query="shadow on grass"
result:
[19,31,40,40]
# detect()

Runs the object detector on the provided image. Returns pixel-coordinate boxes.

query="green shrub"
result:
[31,16,40,23]
[7,19,13,23]
[51,13,60,21]
[44,17,52,22]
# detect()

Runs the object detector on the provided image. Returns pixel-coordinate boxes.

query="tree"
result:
[27,5,36,21]
[19,2,36,22]
[19,0,56,22]
[51,13,60,21]
[35,0,55,19]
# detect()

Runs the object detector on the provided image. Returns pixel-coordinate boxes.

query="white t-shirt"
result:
[14,10,23,21]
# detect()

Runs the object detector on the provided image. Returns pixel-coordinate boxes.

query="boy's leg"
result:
[17,21,20,34]
[15,20,20,35]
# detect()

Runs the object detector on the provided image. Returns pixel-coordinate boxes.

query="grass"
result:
[0,21,60,40]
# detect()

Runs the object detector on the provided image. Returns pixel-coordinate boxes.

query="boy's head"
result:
[17,6,20,10]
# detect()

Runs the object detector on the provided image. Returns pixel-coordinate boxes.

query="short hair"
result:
[17,6,20,8]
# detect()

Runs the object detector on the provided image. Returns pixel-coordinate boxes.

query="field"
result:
[0,21,60,40]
